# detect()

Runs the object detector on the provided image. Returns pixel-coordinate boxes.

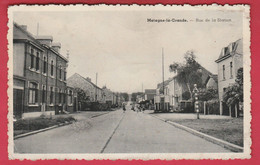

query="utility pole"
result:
[162,48,165,95]
[95,73,98,101]
[142,83,143,93]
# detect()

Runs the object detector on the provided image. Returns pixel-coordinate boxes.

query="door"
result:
[160,97,165,110]
[13,89,23,119]
[73,97,77,112]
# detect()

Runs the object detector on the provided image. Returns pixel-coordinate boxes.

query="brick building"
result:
[13,22,68,119]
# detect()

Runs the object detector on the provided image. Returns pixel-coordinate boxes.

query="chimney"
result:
[20,25,27,31]
[35,36,53,47]
[52,42,61,53]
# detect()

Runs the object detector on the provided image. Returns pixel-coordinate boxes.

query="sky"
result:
[13,7,243,93]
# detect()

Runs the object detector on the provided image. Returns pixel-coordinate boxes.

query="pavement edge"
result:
[150,114,243,153]
[14,121,74,140]
[14,111,113,140]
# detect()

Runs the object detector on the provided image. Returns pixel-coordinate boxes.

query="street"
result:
[14,104,231,153]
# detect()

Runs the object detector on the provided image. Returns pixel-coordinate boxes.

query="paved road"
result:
[14,108,231,153]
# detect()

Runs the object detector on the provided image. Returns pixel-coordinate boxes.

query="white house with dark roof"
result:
[215,38,243,116]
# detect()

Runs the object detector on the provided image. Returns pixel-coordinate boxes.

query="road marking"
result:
[100,112,125,153]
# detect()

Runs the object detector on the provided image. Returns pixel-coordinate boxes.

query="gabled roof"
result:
[14,22,68,62]
[204,74,218,85]
[13,22,43,48]
[157,78,173,89]
[215,38,243,63]
[67,73,102,90]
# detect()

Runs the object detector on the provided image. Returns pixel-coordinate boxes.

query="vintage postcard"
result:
[7,4,251,160]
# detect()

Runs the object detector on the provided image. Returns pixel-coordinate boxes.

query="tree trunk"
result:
[204,101,206,115]
[235,102,238,118]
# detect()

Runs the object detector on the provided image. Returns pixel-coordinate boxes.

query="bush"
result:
[206,99,220,115]
[179,101,193,113]
[182,91,191,100]
[14,116,76,131]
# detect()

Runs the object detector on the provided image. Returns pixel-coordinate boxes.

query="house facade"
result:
[155,62,214,110]
[67,73,105,103]
[205,75,218,90]
[102,86,117,107]
[144,89,156,102]
[13,23,68,119]
[215,38,243,116]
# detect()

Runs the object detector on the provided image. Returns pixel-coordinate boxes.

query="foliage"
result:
[169,50,203,99]
[206,99,220,115]
[182,91,191,100]
[74,88,90,103]
[14,116,76,131]
[119,92,129,101]
[223,68,243,107]
[198,88,218,101]
[131,92,144,102]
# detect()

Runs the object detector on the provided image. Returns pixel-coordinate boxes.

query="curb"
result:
[14,121,74,140]
[90,111,111,118]
[150,114,243,153]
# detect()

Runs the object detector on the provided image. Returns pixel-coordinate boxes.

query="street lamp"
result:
[193,84,200,119]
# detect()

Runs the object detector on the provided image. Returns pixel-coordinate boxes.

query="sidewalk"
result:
[148,112,243,147]
[14,110,112,138]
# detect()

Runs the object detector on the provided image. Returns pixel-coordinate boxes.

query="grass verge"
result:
[170,118,243,147]
[14,116,76,136]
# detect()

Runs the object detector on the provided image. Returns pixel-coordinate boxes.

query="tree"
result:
[169,50,203,100]
[131,92,144,102]
[223,68,243,107]
[74,88,90,103]
[198,88,218,101]
[120,92,129,101]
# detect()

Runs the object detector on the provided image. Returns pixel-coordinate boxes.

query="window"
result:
[30,49,34,69]
[36,52,40,71]
[50,87,54,104]
[64,68,66,81]
[29,82,38,104]
[51,60,54,76]
[222,65,225,80]
[59,65,62,79]
[43,57,47,74]
[230,62,233,78]
[42,85,46,103]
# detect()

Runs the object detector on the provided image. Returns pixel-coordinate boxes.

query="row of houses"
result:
[140,38,243,116]
[12,22,124,119]
[67,73,125,109]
